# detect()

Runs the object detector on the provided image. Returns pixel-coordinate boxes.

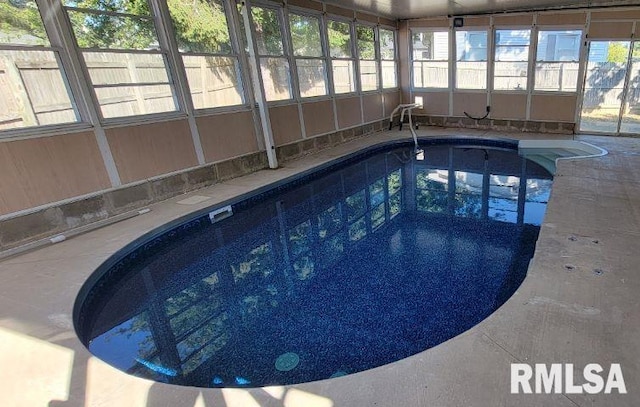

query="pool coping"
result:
[0,128,638,407]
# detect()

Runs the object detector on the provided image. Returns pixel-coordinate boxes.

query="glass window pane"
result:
[457,62,487,89]
[327,20,352,58]
[182,55,243,108]
[412,30,448,61]
[494,30,530,91]
[0,0,49,46]
[536,30,581,62]
[456,30,487,89]
[0,50,78,129]
[379,28,395,60]
[534,30,581,92]
[534,62,579,91]
[412,61,448,88]
[621,42,640,134]
[580,41,630,133]
[83,52,169,85]
[332,59,355,93]
[359,59,378,91]
[412,30,448,88]
[259,57,291,101]
[95,84,177,118]
[356,25,375,60]
[252,6,284,56]
[494,61,528,90]
[67,10,157,49]
[496,30,530,48]
[289,14,322,57]
[64,0,151,15]
[382,60,396,88]
[296,59,326,97]
[456,31,487,61]
[168,0,232,54]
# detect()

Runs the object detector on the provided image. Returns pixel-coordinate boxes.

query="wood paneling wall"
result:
[106,119,198,184]
[0,132,111,215]
[197,111,259,162]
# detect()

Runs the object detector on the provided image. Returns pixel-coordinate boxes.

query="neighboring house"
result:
[412,31,448,60]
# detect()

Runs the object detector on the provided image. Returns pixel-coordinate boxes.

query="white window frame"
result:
[356,22,380,93]
[454,28,489,91]
[492,26,533,93]
[0,0,86,138]
[410,27,450,90]
[379,25,399,90]
[167,0,247,113]
[325,16,358,96]
[287,8,329,100]
[533,26,583,94]
[62,1,183,124]
[249,1,294,105]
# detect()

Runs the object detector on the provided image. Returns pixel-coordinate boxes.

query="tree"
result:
[0,0,48,45]
[607,42,629,64]
[67,0,232,52]
[289,13,321,57]
[327,20,351,57]
[167,0,230,53]
[68,0,155,49]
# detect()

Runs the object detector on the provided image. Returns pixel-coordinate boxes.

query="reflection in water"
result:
[79,143,552,388]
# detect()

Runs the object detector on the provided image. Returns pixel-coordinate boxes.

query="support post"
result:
[240,0,278,169]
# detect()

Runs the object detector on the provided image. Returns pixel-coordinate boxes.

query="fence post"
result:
[200,56,210,107]
[125,53,147,114]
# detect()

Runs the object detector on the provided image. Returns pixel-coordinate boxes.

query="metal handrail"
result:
[388,103,422,149]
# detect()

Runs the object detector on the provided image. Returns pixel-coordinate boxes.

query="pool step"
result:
[518,140,607,174]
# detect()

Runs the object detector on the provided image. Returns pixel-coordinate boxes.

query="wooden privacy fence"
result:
[411,61,580,92]
[0,51,244,128]
[0,50,76,129]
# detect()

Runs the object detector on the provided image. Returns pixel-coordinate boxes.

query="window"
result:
[494,29,531,91]
[416,167,449,213]
[327,19,355,94]
[168,0,244,109]
[289,13,327,98]
[251,5,291,101]
[488,174,519,223]
[356,24,378,91]
[64,0,179,119]
[455,30,487,89]
[535,30,581,92]
[0,0,78,130]
[379,28,397,88]
[411,29,449,89]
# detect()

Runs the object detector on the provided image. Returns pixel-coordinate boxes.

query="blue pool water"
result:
[75,139,553,388]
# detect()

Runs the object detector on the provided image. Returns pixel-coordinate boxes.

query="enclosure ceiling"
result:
[323,0,640,19]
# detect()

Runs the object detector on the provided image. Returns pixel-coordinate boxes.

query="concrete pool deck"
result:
[0,128,638,407]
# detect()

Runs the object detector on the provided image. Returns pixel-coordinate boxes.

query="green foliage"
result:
[68,0,232,52]
[0,0,48,45]
[289,13,321,57]
[251,6,283,55]
[68,0,155,49]
[379,28,395,60]
[168,0,230,53]
[356,25,375,59]
[327,20,351,58]
[607,42,629,63]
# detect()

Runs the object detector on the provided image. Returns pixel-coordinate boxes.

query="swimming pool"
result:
[74,139,553,388]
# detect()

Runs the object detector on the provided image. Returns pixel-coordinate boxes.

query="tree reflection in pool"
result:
[76,141,553,388]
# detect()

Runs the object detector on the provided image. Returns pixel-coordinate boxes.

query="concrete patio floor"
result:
[0,128,638,407]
